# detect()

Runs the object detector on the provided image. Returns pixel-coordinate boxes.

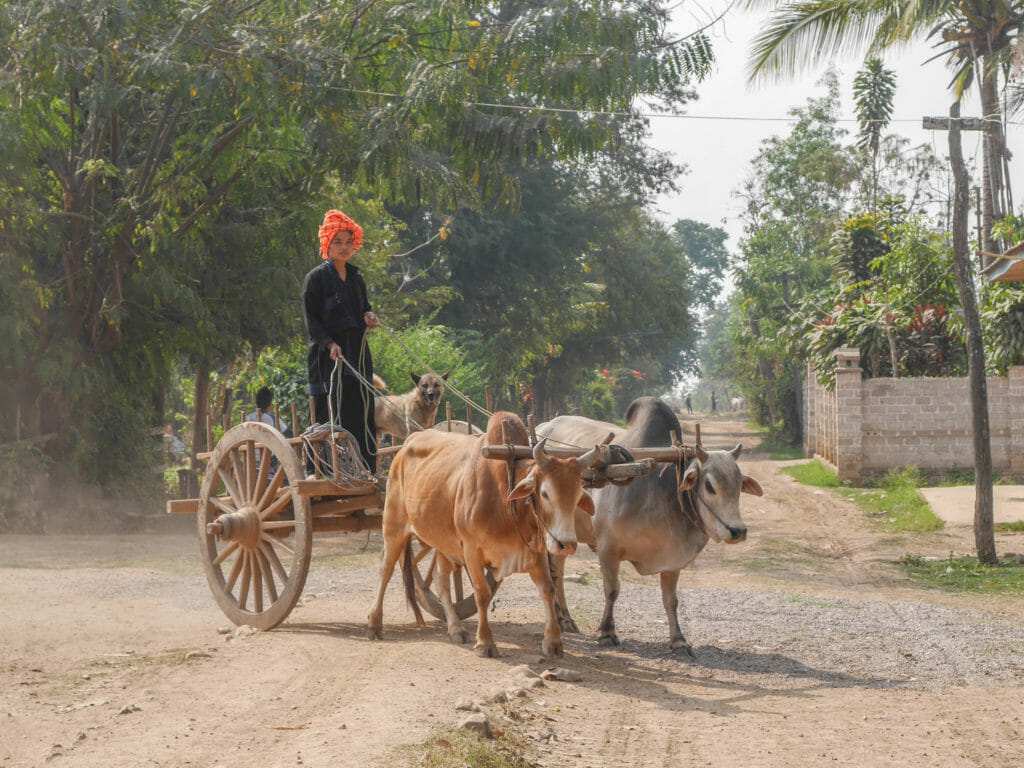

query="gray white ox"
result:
[367,411,597,658]
[538,396,763,656]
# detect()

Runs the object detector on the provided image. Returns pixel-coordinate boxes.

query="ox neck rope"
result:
[505,457,545,554]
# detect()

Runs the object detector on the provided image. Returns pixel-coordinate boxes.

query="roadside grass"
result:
[897,554,1024,595]
[782,461,1024,593]
[400,728,536,768]
[780,460,838,488]
[780,461,943,532]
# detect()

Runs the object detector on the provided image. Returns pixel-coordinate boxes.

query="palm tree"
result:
[744,0,1020,256]
[853,58,900,376]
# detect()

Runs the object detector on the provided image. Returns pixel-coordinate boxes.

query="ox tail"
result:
[402,538,426,627]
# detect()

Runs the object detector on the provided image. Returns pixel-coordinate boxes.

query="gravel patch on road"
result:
[557,581,1024,691]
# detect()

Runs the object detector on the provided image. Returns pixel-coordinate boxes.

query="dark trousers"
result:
[312,372,377,471]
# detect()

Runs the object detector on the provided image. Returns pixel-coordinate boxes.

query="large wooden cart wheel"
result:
[409,538,499,621]
[198,421,312,630]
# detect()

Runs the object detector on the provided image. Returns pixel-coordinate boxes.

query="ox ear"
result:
[576,491,595,517]
[508,471,537,501]
[730,443,743,459]
[679,462,700,492]
[741,474,763,497]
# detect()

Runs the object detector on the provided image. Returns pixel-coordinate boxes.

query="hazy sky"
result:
[646,6,1024,248]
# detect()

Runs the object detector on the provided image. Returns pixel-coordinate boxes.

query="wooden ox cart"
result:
[168,405,698,632]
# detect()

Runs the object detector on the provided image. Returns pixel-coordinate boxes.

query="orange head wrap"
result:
[318,209,364,259]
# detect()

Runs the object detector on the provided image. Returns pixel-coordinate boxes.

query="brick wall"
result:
[803,348,1024,482]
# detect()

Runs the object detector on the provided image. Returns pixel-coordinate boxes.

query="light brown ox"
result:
[366,411,596,658]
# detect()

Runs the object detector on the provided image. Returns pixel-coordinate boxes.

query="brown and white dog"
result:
[373,371,449,441]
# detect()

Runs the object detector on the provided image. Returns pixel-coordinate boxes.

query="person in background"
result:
[302,209,381,469]
[685,393,693,414]
[245,386,291,437]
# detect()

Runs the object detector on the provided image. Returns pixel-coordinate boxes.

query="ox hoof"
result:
[474,642,500,658]
[541,640,564,658]
[598,633,621,647]
[366,625,383,641]
[671,641,696,659]
[559,616,580,634]
[449,629,470,645]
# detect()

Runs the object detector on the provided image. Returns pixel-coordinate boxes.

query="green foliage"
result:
[0,443,51,533]
[0,0,712,489]
[806,215,965,386]
[249,344,308,417]
[898,554,1024,594]
[671,219,731,311]
[853,59,896,155]
[369,322,489,413]
[581,371,618,422]
[996,521,1024,533]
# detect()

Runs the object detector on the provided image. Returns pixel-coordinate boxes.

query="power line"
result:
[334,87,1024,127]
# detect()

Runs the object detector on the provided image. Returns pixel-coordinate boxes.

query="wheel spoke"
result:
[262,532,294,556]
[423,550,438,590]
[213,541,240,568]
[238,551,252,610]
[262,519,297,530]
[225,549,245,593]
[255,546,278,604]
[217,465,245,509]
[260,488,295,522]
[251,552,264,613]
[253,444,272,506]
[245,440,257,502]
[210,495,237,517]
[413,541,433,565]
[255,470,286,518]
[260,540,288,584]
[230,449,247,503]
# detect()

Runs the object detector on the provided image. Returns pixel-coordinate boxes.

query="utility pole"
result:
[924,114,1002,268]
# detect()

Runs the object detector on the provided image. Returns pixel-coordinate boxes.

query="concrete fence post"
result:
[834,348,863,483]
[805,360,817,458]
[1010,366,1024,476]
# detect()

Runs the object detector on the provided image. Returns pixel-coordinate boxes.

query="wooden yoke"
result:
[480,434,663,489]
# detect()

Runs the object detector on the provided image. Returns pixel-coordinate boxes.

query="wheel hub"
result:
[207,506,261,549]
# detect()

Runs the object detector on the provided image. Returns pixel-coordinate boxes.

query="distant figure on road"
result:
[710,390,717,413]
[685,393,692,414]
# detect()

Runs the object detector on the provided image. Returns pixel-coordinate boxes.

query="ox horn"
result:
[694,444,709,463]
[532,437,551,471]
[576,445,601,470]
[730,442,743,459]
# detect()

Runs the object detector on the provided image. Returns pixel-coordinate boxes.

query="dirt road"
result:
[2,418,1023,767]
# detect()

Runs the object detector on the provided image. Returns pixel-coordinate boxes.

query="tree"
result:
[671,219,731,312]
[853,58,897,218]
[744,0,1020,256]
[949,102,996,565]
[0,0,715,490]
[744,0,1002,561]
[731,75,856,438]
